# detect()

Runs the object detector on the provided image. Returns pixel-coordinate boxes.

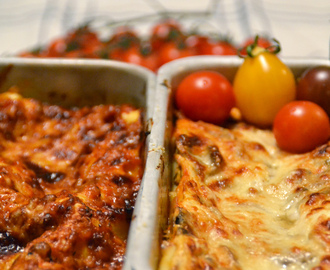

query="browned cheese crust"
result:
[0,92,144,269]
[160,118,330,270]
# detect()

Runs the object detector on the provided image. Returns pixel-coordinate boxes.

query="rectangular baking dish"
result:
[124,55,330,270]
[0,57,156,269]
[0,57,155,116]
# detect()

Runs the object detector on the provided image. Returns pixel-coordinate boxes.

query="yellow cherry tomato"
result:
[233,41,296,127]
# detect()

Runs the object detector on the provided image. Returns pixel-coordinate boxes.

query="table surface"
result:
[0,0,329,59]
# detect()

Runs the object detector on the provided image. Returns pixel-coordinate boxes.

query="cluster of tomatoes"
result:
[19,18,272,72]
[175,39,330,154]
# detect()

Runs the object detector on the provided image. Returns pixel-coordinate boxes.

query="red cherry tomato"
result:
[107,26,139,47]
[107,42,140,62]
[66,26,101,52]
[185,34,209,54]
[122,46,159,72]
[150,19,182,51]
[106,27,140,61]
[273,101,330,153]
[47,38,67,57]
[108,47,127,61]
[199,40,237,56]
[158,41,196,66]
[297,66,330,115]
[175,71,235,124]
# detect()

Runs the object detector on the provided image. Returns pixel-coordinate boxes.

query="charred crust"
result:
[174,209,184,225]
[320,220,330,230]
[209,145,224,167]
[25,161,65,184]
[208,179,232,191]
[215,228,229,238]
[248,187,258,195]
[0,231,24,256]
[295,187,308,193]
[306,193,322,206]
[249,142,267,151]
[286,168,308,184]
[44,105,71,120]
[177,134,202,148]
[28,242,52,261]
[111,175,132,187]
[314,145,330,157]
[321,256,330,265]
[309,207,324,215]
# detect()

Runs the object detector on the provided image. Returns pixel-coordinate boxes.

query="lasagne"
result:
[0,90,144,269]
[160,118,330,270]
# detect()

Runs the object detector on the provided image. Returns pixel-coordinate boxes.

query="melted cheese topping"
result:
[160,118,330,270]
[0,91,144,269]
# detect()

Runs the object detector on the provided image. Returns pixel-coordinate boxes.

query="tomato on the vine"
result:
[107,26,139,47]
[158,41,196,66]
[47,38,67,57]
[108,47,126,61]
[199,40,237,56]
[46,26,102,58]
[104,26,140,61]
[121,46,159,72]
[297,66,330,115]
[150,19,182,51]
[175,70,235,124]
[185,34,209,54]
[273,101,330,153]
[233,37,296,127]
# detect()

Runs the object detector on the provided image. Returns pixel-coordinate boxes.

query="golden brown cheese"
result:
[160,118,330,270]
[0,91,144,269]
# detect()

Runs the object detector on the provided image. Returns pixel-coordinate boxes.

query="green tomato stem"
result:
[238,35,281,58]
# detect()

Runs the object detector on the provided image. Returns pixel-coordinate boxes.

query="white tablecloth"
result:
[0,0,329,59]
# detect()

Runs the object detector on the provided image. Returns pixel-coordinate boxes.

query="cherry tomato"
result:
[175,71,235,124]
[122,46,159,72]
[150,19,182,51]
[273,101,330,153]
[297,66,330,115]
[66,26,101,53]
[233,43,296,127]
[108,43,140,62]
[108,47,126,61]
[107,26,139,48]
[185,34,209,54]
[47,38,67,57]
[240,36,272,56]
[158,41,196,66]
[199,40,237,56]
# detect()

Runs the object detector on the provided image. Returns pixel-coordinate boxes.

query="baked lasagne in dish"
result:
[160,117,330,270]
[0,90,144,269]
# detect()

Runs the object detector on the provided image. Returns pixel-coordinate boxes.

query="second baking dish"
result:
[125,56,330,270]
